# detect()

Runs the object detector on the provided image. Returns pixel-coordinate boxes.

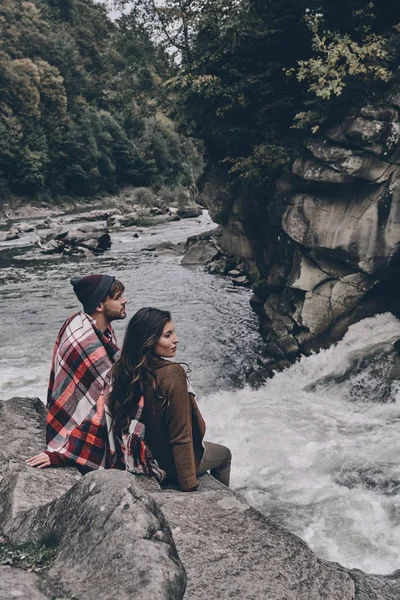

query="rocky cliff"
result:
[201,86,400,375]
[2,396,400,599]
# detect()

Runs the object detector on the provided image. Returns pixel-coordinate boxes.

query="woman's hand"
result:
[26,452,51,469]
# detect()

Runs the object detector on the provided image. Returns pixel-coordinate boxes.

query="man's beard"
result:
[103,306,126,322]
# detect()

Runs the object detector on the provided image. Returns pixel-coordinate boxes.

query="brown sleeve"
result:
[44,450,72,467]
[161,364,199,491]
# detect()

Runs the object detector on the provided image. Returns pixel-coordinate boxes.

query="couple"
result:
[27,273,231,492]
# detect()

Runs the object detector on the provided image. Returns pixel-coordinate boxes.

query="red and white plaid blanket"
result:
[46,312,120,470]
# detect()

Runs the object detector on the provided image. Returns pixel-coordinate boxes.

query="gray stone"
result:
[0,398,80,522]
[6,471,186,600]
[144,241,185,255]
[232,275,249,286]
[360,105,399,122]
[0,400,186,600]
[176,206,202,218]
[292,157,355,184]
[344,116,386,144]
[181,239,218,265]
[16,222,35,233]
[2,398,400,600]
[305,138,397,181]
[146,476,400,600]
[207,256,229,274]
[0,566,51,599]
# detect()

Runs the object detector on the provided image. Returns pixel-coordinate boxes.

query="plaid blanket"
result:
[46,311,120,469]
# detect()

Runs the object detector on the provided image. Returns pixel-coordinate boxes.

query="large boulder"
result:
[5,471,186,600]
[2,397,400,600]
[0,398,186,600]
[202,85,400,364]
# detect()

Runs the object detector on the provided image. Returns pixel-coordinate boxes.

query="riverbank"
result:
[1,396,400,600]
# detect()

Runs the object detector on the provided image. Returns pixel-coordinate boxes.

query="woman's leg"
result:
[197,441,232,487]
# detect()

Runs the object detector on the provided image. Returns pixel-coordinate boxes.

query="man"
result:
[27,274,127,470]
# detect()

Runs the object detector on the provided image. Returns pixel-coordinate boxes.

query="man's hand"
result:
[26,452,51,469]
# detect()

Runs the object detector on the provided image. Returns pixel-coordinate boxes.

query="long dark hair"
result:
[108,307,171,432]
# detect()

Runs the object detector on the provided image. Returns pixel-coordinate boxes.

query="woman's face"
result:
[154,320,178,358]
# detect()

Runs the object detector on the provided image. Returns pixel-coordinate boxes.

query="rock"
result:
[36,229,111,255]
[232,275,250,286]
[148,476,400,600]
[360,105,399,122]
[143,241,185,255]
[2,397,400,600]
[181,239,218,265]
[77,223,108,234]
[176,206,203,219]
[207,256,229,274]
[292,157,355,184]
[184,226,221,250]
[0,398,80,521]
[69,209,121,223]
[16,222,35,233]
[150,207,163,216]
[6,471,186,600]
[0,566,51,600]
[0,398,186,600]
[0,231,20,241]
[305,138,397,182]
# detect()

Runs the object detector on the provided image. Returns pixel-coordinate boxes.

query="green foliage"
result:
[289,9,394,132]
[0,0,203,200]
[134,186,157,206]
[0,534,58,572]
[120,0,400,192]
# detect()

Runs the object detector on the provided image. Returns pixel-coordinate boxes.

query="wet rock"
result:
[144,241,185,255]
[36,228,111,255]
[207,256,229,274]
[107,211,141,228]
[177,206,203,219]
[69,208,121,223]
[228,269,241,277]
[232,275,250,286]
[76,223,108,234]
[181,239,218,265]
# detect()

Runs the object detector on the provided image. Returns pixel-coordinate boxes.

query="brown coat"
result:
[142,361,206,491]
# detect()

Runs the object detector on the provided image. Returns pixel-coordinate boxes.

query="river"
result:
[1,209,400,576]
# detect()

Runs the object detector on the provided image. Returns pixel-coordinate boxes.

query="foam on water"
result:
[200,312,400,574]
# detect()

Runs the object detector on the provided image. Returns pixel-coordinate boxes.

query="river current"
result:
[1,210,400,576]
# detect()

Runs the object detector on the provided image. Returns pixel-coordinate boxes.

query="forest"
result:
[1,0,400,201]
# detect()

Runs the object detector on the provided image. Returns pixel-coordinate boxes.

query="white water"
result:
[201,312,400,574]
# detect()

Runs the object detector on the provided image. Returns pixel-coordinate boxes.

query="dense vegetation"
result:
[118,0,400,192]
[0,0,202,199]
[2,0,399,202]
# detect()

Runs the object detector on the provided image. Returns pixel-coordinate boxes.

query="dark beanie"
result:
[70,274,115,314]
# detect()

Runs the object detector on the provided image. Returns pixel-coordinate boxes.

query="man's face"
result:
[101,291,127,322]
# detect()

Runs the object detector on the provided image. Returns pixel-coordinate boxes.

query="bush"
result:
[134,187,156,206]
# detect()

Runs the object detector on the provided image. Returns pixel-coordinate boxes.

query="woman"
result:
[109,307,231,492]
